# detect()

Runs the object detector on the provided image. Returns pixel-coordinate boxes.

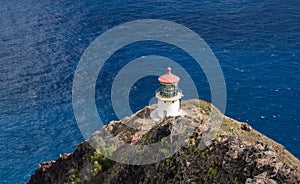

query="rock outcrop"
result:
[28,100,300,184]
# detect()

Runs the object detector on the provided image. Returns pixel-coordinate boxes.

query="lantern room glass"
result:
[159,83,178,98]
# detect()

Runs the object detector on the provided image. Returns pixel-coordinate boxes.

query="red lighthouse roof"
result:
[158,67,180,84]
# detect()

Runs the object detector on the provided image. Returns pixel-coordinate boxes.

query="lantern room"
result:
[151,67,184,120]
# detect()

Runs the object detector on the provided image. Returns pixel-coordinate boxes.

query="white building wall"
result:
[157,99,181,118]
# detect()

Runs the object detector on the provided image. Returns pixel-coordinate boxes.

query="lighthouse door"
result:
[163,110,167,118]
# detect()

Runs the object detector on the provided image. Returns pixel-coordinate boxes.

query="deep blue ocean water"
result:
[1,0,299,183]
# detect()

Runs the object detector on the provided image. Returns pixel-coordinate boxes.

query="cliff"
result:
[28,99,300,184]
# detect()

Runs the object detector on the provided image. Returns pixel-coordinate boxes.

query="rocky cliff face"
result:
[28,100,300,184]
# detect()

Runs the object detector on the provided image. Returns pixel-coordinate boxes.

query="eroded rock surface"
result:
[28,100,300,184]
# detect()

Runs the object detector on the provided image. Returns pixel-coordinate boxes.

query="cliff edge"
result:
[28,99,300,184]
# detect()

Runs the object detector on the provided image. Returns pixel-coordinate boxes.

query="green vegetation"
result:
[159,148,170,156]
[208,167,218,184]
[208,167,217,175]
[161,157,176,172]
[135,145,144,154]
[194,144,201,153]
[141,132,154,144]
[68,169,81,184]
[233,177,239,184]
[99,145,116,158]
[188,137,195,145]
[191,100,212,115]
[90,149,115,183]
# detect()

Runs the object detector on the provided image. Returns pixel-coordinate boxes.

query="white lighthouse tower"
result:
[151,67,184,120]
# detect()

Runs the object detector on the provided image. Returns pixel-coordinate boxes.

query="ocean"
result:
[0,0,299,183]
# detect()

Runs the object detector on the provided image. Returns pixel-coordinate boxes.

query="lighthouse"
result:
[151,67,184,120]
